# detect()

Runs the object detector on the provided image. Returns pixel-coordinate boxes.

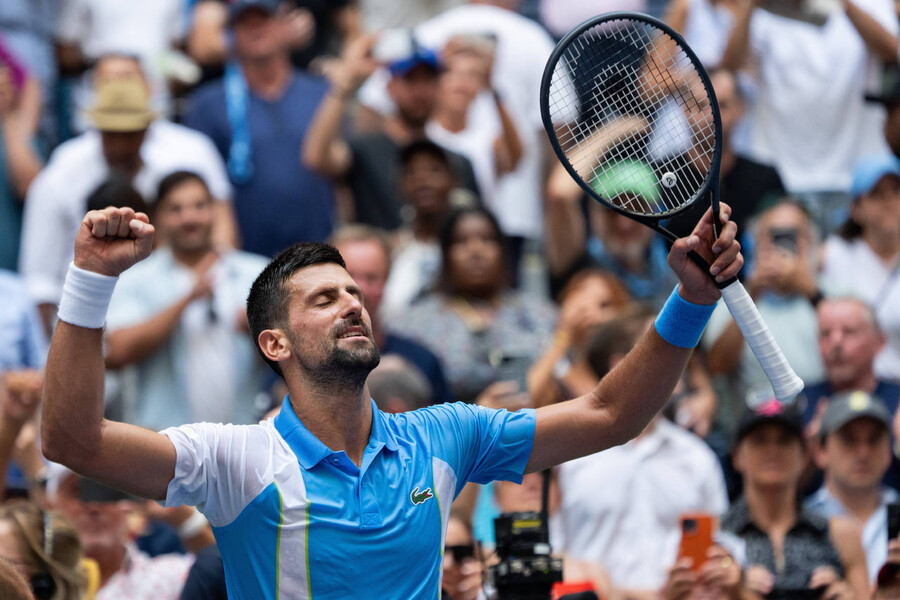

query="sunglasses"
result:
[445,544,475,562]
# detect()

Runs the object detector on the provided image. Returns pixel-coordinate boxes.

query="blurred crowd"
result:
[4,0,900,598]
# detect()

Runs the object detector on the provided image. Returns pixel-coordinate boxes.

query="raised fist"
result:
[74,207,155,277]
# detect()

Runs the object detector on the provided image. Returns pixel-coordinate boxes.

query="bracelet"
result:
[654,286,716,348]
[56,263,118,329]
[177,508,208,539]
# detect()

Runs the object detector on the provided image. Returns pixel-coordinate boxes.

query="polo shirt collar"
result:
[273,396,398,469]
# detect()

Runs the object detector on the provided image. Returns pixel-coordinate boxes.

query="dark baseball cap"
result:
[734,398,804,447]
[228,0,279,26]
[865,64,900,105]
[388,47,440,77]
[819,390,891,438]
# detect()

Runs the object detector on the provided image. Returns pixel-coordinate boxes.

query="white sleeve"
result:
[187,133,233,202]
[161,422,276,527]
[56,0,90,43]
[18,173,74,305]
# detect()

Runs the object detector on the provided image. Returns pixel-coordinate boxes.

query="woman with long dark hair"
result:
[391,206,556,404]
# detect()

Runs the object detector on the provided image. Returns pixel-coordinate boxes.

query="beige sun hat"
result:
[86,78,156,132]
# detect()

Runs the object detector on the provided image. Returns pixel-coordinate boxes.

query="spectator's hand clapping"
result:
[1,370,42,426]
[189,252,219,301]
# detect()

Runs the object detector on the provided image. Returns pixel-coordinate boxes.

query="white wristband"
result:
[177,508,208,539]
[56,262,119,329]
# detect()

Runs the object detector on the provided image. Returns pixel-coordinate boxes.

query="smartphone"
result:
[677,513,715,572]
[769,227,799,255]
[489,347,532,393]
[888,502,900,541]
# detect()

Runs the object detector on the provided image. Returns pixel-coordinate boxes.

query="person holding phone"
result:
[704,199,824,418]
[722,400,869,598]
[806,391,898,584]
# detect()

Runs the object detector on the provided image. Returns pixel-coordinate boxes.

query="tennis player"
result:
[42,204,741,598]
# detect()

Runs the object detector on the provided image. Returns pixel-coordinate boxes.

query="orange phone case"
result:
[677,513,715,572]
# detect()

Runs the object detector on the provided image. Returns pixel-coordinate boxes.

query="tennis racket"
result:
[540,12,804,402]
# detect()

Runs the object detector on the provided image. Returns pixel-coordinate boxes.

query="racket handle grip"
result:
[719,281,805,402]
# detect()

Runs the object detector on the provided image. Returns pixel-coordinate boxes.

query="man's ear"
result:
[258,329,291,366]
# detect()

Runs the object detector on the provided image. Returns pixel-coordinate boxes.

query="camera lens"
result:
[682,519,697,533]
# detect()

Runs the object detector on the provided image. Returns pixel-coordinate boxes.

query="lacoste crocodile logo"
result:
[410,486,434,505]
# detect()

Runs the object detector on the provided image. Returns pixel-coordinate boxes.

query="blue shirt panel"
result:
[213,483,282,600]
[271,398,535,598]
[184,72,335,257]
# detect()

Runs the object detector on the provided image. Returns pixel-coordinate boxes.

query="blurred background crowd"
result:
[4,0,900,597]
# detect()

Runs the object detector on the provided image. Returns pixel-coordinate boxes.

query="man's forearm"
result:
[301,88,350,177]
[720,2,754,70]
[845,0,899,63]
[41,322,107,467]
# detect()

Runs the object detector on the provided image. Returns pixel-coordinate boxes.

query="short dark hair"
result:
[247,243,346,377]
[85,175,148,214]
[155,170,210,208]
[399,139,451,170]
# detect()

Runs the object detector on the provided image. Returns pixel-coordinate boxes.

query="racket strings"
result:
[547,19,717,217]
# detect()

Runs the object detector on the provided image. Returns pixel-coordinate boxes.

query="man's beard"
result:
[290,320,381,390]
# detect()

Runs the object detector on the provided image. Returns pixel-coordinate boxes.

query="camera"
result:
[488,511,563,600]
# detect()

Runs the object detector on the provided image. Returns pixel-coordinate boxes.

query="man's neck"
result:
[240,54,292,100]
[287,378,373,466]
[412,215,442,241]
[383,115,425,146]
[434,108,466,134]
[825,478,883,522]
[745,483,798,532]
[173,246,215,269]
[833,372,879,394]
[864,229,900,264]
[93,544,127,589]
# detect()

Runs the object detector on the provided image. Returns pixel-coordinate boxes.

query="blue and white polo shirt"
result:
[162,397,536,599]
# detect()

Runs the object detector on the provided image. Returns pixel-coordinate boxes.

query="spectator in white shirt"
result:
[556,311,729,596]
[18,55,235,332]
[721,0,899,232]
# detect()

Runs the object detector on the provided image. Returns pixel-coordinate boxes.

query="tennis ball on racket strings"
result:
[661,172,677,188]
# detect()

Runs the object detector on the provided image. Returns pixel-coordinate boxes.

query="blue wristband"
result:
[654,286,716,348]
